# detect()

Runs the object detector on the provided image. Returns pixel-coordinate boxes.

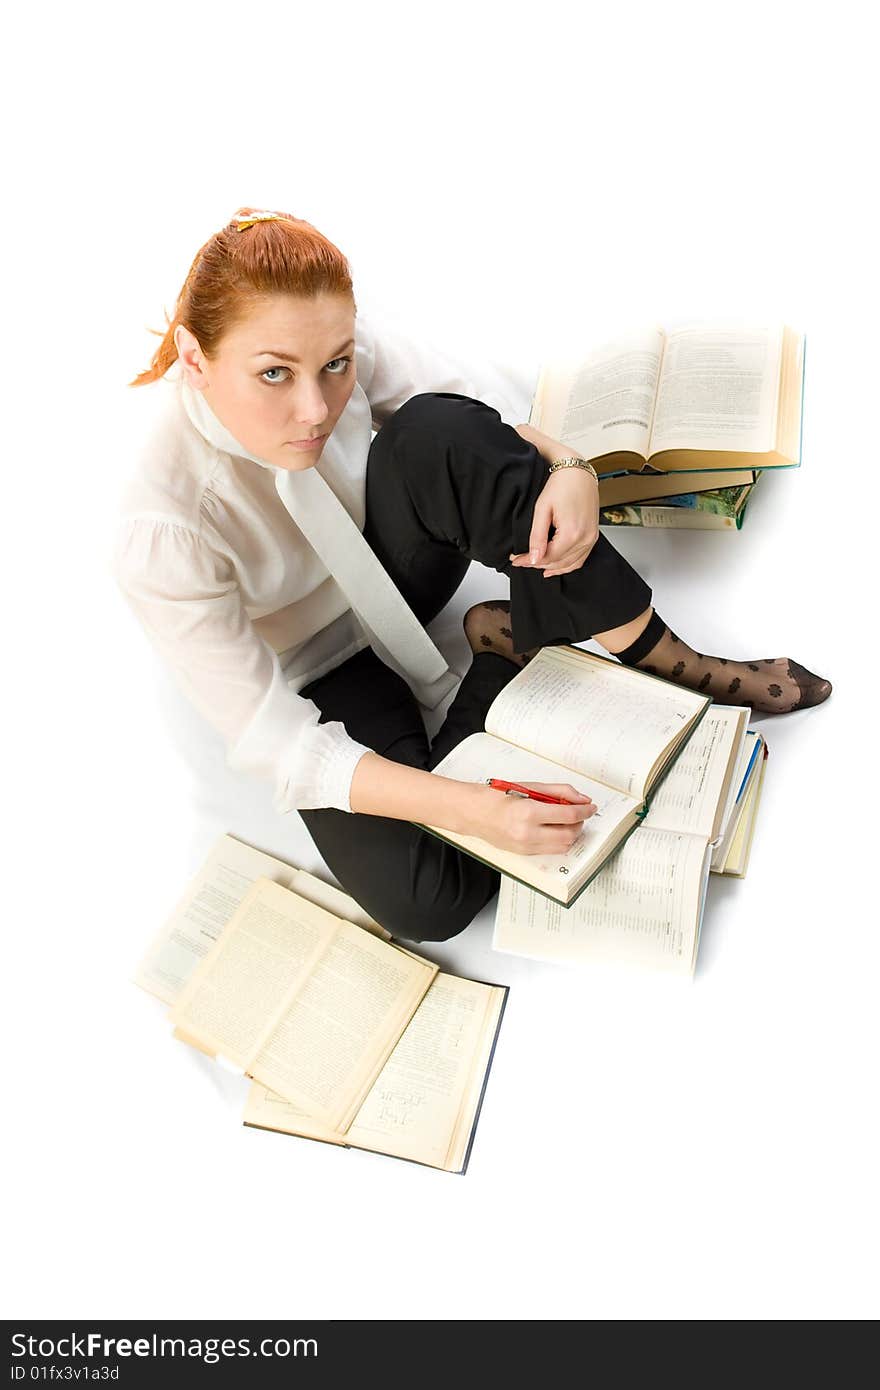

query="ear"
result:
[175,324,209,389]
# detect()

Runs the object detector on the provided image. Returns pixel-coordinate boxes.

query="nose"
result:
[290,380,331,428]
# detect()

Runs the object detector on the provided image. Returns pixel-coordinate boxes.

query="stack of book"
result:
[424,647,768,975]
[528,323,804,529]
[135,834,508,1175]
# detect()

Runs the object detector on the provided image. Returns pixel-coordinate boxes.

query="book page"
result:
[712,733,764,872]
[243,978,501,1156]
[484,646,707,796]
[251,921,437,1132]
[245,976,505,1171]
[348,976,503,1170]
[493,829,710,974]
[428,731,639,896]
[709,729,761,867]
[242,1087,350,1147]
[717,749,767,877]
[642,705,748,840]
[289,868,388,938]
[169,878,342,1067]
[649,325,782,455]
[533,327,664,461]
[134,833,388,1005]
[775,327,805,463]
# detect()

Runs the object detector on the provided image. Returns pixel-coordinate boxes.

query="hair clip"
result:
[232,212,285,231]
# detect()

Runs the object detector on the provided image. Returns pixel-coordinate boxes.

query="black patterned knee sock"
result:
[613,611,832,714]
[463,599,540,668]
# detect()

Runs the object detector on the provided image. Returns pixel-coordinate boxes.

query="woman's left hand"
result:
[509,423,601,578]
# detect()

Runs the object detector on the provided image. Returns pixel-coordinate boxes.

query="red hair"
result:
[130,206,356,387]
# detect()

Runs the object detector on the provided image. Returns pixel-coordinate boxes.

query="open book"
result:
[530,324,804,476]
[137,836,507,1173]
[134,831,391,1006]
[493,705,764,974]
[422,645,711,906]
[243,969,508,1175]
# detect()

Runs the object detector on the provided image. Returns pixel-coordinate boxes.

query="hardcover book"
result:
[530,323,804,477]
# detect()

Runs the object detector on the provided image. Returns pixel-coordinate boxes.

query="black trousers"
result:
[299,392,652,944]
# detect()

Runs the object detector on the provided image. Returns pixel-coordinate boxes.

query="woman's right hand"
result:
[461,781,598,856]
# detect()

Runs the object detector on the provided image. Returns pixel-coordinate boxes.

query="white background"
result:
[5,0,877,1321]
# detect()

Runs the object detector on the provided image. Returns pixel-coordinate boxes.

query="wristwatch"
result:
[547,456,599,484]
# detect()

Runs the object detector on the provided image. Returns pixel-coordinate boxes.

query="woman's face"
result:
[177,291,358,471]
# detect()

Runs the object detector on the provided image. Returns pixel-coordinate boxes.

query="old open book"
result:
[423,645,711,906]
[530,323,804,476]
[493,707,766,974]
[243,969,507,1175]
[137,834,507,1174]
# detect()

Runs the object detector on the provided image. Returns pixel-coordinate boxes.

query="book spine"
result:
[600,505,739,530]
[600,484,755,530]
[459,985,510,1176]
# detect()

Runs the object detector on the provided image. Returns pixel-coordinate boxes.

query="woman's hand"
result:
[463,781,598,856]
[510,422,600,579]
[349,754,597,856]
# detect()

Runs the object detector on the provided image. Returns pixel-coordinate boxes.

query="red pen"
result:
[487,778,574,805]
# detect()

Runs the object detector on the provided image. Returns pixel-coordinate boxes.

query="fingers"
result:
[526,501,553,566]
[537,803,596,824]
[509,540,569,569]
[518,786,598,823]
[541,545,597,578]
[510,531,599,575]
[494,782,599,855]
[510,815,589,855]
[519,782,593,804]
[542,540,599,577]
[529,817,590,855]
[524,532,569,566]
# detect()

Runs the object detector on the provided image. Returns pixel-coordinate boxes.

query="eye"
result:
[260,356,352,385]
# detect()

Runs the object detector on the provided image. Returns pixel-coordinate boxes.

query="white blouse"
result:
[112,310,536,815]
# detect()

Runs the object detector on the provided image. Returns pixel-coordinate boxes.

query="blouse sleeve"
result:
[111,518,373,814]
[354,309,538,431]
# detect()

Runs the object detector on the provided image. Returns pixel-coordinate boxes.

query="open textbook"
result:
[135,832,391,1006]
[493,709,767,975]
[530,324,804,476]
[243,970,507,1175]
[136,835,506,1173]
[423,645,711,906]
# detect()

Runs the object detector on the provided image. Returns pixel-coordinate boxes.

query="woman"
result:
[114,207,831,942]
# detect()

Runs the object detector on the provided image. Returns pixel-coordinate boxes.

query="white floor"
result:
[6,2,877,1322]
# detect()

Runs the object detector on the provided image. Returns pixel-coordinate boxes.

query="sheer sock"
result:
[463,600,540,668]
[464,602,833,713]
[614,609,832,714]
